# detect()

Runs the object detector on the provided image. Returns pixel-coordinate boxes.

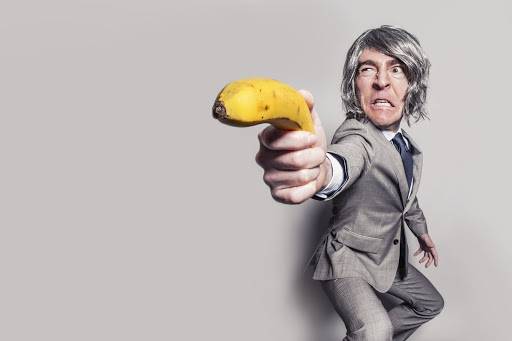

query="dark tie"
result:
[391,132,413,191]
[391,132,413,280]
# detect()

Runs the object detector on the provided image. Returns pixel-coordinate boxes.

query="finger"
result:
[426,253,433,268]
[431,247,439,267]
[298,89,314,111]
[298,89,324,135]
[263,167,320,189]
[256,147,323,170]
[258,125,317,151]
[270,181,319,205]
[255,144,270,169]
[259,147,325,171]
[413,247,422,257]
[419,251,428,263]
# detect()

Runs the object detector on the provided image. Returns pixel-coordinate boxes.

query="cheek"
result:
[397,82,409,101]
[355,80,370,103]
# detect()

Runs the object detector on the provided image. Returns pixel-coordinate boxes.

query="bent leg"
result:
[320,277,393,341]
[378,263,444,341]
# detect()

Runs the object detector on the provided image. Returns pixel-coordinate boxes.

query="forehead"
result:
[358,48,400,64]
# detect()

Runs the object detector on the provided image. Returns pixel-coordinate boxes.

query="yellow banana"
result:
[212,78,315,133]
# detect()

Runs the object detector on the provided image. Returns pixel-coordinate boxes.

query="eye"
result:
[391,65,404,74]
[358,66,377,76]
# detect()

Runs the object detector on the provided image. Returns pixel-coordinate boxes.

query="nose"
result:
[372,71,390,90]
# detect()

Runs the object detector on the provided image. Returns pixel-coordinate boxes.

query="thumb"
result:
[298,89,324,137]
[298,89,315,111]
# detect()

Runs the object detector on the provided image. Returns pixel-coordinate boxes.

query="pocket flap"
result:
[337,228,384,254]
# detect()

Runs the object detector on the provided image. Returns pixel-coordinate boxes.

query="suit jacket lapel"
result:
[365,120,410,207]
[401,129,423,213]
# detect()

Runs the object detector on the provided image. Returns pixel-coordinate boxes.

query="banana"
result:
[212,78,315,133]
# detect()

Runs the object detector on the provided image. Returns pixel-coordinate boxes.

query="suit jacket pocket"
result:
[337,228,384,254]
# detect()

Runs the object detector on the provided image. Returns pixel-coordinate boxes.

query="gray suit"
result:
[306,117,444,340]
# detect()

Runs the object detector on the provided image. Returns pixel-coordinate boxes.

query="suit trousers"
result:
[320,263,444,341]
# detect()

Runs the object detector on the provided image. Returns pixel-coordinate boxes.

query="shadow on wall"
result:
[292,202,404,341]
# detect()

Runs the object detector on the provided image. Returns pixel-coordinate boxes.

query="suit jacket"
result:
[306,117,428,293]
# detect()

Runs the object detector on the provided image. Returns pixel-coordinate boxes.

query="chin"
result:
[366,111,402,130]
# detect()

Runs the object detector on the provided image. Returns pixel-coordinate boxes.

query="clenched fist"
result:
[255,90,331,204]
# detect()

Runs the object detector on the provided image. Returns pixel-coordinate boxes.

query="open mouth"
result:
[371,98,395,107]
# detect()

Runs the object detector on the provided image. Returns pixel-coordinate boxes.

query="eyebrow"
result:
[357,58,403,69]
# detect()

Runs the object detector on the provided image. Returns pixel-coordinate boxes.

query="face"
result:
[355,48,409,131]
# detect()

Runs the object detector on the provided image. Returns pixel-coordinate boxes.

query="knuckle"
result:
[255,150,263,166]
[291,150,307,168]
[297,132,311,146]
[255,148,274,168]
[258,127,272,147]
[262,171,275,186]
[288,152,300,167]
[270,188,285,203]
[297,169,313,185]
[257,130,268,146]
[287,190,304,205]
[271,188,297,205]
[263,126,282,147]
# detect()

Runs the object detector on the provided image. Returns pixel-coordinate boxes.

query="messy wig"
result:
[341,25,431,125]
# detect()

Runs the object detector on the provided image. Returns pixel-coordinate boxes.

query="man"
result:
[255,26,444,340]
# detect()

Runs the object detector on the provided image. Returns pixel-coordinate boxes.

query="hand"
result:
[414,233,439,268]
[255,90,329,204]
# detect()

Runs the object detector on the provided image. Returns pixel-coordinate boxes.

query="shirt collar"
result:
[380,126,411,151]
[381,127,402,142]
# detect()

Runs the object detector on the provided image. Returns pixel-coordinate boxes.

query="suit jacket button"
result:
[393,239,399,245]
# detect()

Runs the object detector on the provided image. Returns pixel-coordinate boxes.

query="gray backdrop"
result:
[1,0,511,340]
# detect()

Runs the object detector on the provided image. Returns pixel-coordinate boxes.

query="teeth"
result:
[372,99,392,107]
[374,101,391,107]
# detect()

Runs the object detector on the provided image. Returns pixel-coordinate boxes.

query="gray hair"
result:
[341,25,431,125]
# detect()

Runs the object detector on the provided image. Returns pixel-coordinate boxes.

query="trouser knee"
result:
[416,291,445,318]
[430,292,445,316]
[355,316,393,341]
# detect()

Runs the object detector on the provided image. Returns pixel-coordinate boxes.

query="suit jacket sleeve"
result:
[313,122,374,201]
[404,196,429,237]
